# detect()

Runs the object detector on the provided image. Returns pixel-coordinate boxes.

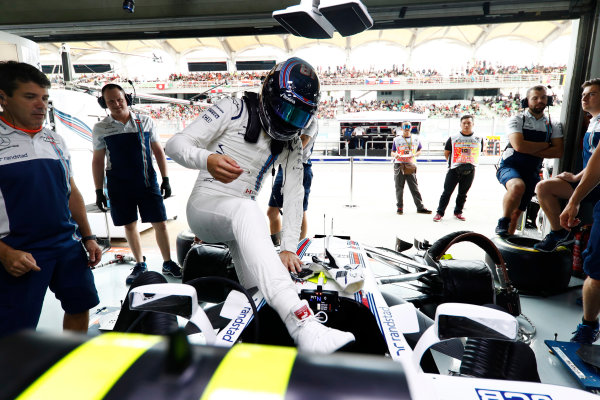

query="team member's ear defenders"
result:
[521,95,554,109]
[98,84,133,109]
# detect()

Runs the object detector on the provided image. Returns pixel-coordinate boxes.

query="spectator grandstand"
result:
[51,61,566,89]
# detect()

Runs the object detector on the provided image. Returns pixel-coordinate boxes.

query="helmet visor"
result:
[271,98,313,129]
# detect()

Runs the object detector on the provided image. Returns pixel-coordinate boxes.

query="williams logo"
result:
[41,134,58,144]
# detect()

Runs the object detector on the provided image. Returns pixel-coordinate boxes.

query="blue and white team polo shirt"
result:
[92,112,159,188]
[0,118,80,256]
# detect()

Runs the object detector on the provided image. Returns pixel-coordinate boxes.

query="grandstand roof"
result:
[35,21,572,65]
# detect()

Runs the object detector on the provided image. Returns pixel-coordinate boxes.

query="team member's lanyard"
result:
[133,115,151,188]
[588,117,600,152]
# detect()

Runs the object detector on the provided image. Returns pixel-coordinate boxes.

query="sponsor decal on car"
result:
[476,389,552,400]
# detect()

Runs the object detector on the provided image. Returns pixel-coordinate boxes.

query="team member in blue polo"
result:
[535,79,600,252]
[0,61,101,337]
[556,79,600,344]
[495,85,563,236]
[92,84,181,284]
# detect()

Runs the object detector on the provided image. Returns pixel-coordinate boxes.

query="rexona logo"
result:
[476,389,553,400]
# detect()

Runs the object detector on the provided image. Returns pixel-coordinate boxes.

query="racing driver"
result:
[165,58,355,353]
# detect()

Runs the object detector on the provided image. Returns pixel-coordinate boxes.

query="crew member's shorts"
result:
[0,241,99,337]
[107,181,167,226]
[268,163,313,211]
[496,166,540,211]
[583,201,600,280]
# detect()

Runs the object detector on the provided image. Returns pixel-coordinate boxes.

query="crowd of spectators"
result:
[316,98,483,119]
[47,61,566,89]
[158,62,566,83]
[47,62,566,91]
[141,97,535,122]
[167,71,265,83]
[145,104,207,121]
[317,64,441,79]
[45,61,565,121]
[464,60,567,76]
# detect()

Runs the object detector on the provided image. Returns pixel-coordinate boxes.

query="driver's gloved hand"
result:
[161,177,172,199]
[95,189,107,212]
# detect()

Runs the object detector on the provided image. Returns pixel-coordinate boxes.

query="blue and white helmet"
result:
[259,57,320,141]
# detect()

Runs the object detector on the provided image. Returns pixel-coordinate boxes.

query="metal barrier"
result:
[313,139,446,158]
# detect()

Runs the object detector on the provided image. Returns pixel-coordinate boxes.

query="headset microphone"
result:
[128,80,137,106]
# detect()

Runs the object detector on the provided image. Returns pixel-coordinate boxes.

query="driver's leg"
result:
[187,194,354,353]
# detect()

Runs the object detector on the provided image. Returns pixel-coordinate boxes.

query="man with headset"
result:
[0,61,101,337]
[92,83,181,284]
[165,58,355,354]
[495,85,563,237]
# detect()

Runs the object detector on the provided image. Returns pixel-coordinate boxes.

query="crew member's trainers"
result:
[571,322,600,345]
[433,214,442,222]
[285,300,355,354]
[417,208,432,214]
[454,213,466,221]
[162,260,182,278]
[533,229,574,252]
[397,208,403,215]
[495,217,510,237]
[126,262,147,285]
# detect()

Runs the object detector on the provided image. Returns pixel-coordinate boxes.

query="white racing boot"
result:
[285,300,355,354]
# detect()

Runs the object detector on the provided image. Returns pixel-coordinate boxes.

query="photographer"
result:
[391,121,432,215]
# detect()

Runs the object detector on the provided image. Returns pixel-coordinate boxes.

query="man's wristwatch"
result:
[82,235,97,242]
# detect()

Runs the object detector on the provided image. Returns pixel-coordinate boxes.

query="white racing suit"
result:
[166,97,354,352]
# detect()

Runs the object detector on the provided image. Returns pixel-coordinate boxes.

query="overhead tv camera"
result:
[273,0,373,39]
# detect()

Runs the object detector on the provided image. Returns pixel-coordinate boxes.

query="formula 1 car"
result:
[0,233,594,400]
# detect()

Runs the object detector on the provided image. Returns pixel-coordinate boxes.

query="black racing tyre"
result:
[176,230,196,266]
[487,236,572,296]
